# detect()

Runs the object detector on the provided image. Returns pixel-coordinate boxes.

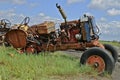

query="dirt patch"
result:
[47,74,111,80]
[111,46,120,80]
[112,62,120,80]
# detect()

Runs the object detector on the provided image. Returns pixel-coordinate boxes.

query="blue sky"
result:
[0,0,120,41]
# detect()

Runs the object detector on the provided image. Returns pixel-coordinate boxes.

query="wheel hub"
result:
[86,55,105,73]
[94,62,99,68]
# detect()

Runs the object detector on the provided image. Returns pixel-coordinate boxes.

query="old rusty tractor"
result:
[5,4,118,74]
[0,19,11,45]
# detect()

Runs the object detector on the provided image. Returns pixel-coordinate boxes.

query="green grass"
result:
[100,40,120,47]
[0,46,98,80]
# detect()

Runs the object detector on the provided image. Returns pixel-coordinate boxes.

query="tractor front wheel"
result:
[80,47,115,74]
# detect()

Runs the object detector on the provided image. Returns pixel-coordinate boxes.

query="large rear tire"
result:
[80,47,115,74]
[104,44,118,62]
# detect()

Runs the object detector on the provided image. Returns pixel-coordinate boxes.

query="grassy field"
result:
[0,46,98,80]
[0,40,118,80]
[100,40,120,47]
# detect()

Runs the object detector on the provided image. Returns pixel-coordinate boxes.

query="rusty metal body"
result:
[5,29,27,48]
[3,4,117,75]
[5,19,104,53]
[4,4,104,53]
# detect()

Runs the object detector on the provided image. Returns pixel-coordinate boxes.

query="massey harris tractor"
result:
[5,4,118,74]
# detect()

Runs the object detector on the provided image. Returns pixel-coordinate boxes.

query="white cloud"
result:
[0,9,16,18]
[30,13,61,25]
[97,19,120,41]
[0,9,27,24]
[39,13,45,17]
[0,9,61,26]
[0,0,26,5]
[89,16,120,41]
[12,0,26,4]
[109,21,120,28]
[88,0,120,9]
[67,0,84,4]
[29,3,38,8]
[107,8,120,16]
[99,17,107,22]
[98,19,120,30]
[44,16,51,19]
[88,0,105,9]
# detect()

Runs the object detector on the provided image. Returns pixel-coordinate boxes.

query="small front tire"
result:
[80,47,115,74]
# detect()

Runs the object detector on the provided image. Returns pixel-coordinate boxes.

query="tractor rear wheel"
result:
[80,47,115,74]
[104,44,118,62]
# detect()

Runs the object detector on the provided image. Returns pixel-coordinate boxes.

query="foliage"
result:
[0,46,97,80]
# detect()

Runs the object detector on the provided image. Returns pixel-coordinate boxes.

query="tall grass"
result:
[0,46,97,80]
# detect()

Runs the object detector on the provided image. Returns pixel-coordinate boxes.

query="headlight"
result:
[75,34,81,40]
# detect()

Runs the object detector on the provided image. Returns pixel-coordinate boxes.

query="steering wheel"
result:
[21,17,30,25]
[0,19,11,28]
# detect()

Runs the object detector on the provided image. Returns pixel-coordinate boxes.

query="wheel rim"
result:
[86,55,105,73]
